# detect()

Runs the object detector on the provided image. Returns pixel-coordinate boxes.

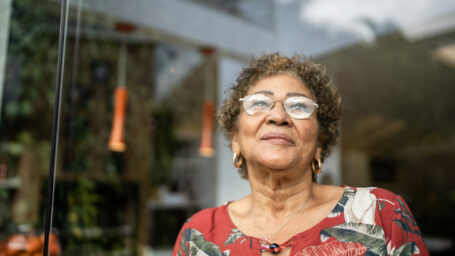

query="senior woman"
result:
[172,53,428,256]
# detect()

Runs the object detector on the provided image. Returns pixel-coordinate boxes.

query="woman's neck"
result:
[247,165,314,218]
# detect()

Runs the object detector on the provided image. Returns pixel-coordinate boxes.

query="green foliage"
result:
[67,177,100,234]
[2,0,59,143]
[0,0,57,236]
[152,107,178,185]
[65,177,102,252]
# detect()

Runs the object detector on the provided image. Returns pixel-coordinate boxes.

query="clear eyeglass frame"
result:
[239,94,319,120]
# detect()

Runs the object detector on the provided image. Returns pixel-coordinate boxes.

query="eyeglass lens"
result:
[240,94,317,119]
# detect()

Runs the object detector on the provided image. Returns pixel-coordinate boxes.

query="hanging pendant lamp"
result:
[199,47,216,157]
[108,23,134,152]
[199,100,215,156]
[108,86,127,152]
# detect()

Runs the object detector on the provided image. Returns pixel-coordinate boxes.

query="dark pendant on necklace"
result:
[269,243,281,254]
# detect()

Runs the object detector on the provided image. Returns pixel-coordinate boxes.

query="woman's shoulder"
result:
[339,185,413,225]
[314,184,400,206]
[175,203,238,249]
[321,185,429,255]
[344,185,402,201]
[180,197,251,237]
[183,204,229,229]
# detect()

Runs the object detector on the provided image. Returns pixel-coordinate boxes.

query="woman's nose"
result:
[265,102,291,126]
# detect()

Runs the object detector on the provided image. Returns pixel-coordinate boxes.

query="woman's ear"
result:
[315,146,322,160]
[231,133,240,153]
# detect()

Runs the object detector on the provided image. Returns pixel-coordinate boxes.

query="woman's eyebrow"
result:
[287,92,310,98]
[252,91,311,98]
[252,90,273,95]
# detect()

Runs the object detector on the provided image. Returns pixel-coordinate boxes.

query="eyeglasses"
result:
[239,94,318,119]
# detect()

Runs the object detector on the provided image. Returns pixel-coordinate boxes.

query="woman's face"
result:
[232,74,321,173]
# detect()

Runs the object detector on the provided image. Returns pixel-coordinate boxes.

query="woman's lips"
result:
[261,133,294,145]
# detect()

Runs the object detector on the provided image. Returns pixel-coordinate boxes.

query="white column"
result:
[318,144,342,185]
[0,0,12,124]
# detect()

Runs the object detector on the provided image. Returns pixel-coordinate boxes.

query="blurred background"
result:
[0,0,454,255]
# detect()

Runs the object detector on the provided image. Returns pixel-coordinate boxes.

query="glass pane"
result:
[1,0,454,255]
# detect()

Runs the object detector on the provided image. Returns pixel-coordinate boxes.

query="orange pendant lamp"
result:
[108,24,132,152]
[199,100,215,157]
[198,47,216,157]
[108,86,127,152]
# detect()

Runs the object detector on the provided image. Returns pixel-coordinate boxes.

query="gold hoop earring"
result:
[232,152,243,168]
[312,158,322,175]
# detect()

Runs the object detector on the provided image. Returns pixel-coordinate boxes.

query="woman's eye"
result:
[290,103,308,110]
[252,100,268,107]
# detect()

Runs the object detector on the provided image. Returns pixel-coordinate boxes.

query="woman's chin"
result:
[255,157,298,171]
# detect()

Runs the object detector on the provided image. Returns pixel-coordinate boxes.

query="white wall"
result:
[215,57,251,205]
[317,145,342,185]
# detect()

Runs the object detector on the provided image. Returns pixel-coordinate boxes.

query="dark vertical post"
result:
[43,0,68,255]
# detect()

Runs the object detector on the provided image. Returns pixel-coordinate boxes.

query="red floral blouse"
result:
[172,186,429,256]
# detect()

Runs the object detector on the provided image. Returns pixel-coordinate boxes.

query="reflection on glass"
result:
[0,0,454,255]
[0,0,218,254]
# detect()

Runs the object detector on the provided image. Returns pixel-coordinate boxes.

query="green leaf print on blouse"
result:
[179,228,231,256]
[328,187,355,218]
[179,230,189,256]
[223,228,247,246]
[320,223,387,256]
[328,187,379,225]
[390,242,419,256]
[392,198,422,237]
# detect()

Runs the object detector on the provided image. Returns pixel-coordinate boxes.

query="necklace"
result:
[251,194,312,254]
